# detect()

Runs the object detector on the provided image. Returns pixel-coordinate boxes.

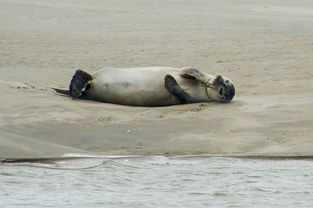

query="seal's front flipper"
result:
[180,67,213,88]
[180,68,202,79]
[164,74,189,104]
[69,69,93,99]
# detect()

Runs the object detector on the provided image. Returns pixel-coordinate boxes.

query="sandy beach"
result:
[1,0,313,159]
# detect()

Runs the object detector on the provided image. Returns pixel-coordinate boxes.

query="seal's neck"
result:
[205,87,217,101]
[204,75,219,101]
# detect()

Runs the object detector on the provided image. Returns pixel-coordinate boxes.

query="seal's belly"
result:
[86,67,181,106]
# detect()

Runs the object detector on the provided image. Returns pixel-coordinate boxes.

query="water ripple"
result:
[1,157,313,208]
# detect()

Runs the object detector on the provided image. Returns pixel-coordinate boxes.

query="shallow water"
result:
[1,156,313,208]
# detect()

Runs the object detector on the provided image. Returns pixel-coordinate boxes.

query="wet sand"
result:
[1,0,313,158]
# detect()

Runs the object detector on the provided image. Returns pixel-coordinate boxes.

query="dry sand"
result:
[1,0,313,159]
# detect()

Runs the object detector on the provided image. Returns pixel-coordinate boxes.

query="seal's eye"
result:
[225,80,229,84]
[219,88,223,95]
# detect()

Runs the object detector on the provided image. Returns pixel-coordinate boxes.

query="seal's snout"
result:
[224,83,235,102]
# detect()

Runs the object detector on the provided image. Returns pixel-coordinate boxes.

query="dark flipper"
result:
[52,88,71,96]
[69,69,93,99]
[164,74,189,104]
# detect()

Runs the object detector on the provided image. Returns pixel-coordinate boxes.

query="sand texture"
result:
[1,0,313,158]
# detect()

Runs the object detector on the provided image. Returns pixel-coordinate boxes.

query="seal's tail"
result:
[52,87,71,96]
[69,69,93,99]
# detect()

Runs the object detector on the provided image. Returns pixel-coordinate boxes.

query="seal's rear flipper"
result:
[69,69,93,99]
[52,88,71,96]
[164,74,190,104]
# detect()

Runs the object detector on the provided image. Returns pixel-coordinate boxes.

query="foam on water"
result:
[1,156,313,208]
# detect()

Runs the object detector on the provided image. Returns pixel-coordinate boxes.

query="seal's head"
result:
[209,75,235,103]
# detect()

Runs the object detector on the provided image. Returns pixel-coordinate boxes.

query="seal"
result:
[53,67,235,106]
